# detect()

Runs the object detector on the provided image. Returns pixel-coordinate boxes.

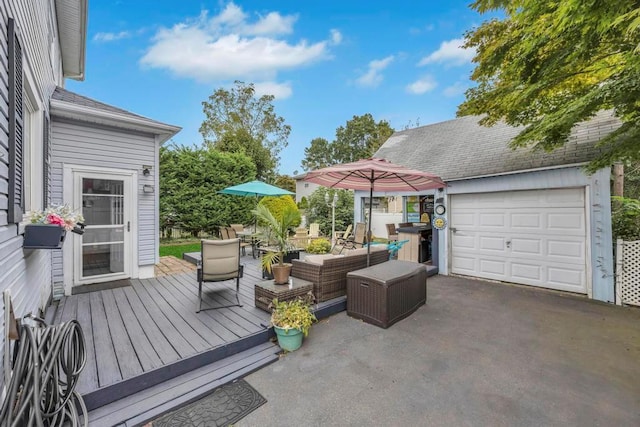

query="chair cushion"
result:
[345,248,368,257]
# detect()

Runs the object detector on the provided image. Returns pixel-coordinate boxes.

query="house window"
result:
[304,183,309,188]
[22,60,43,216]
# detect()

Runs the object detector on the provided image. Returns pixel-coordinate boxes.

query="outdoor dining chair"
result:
[386,223,398,242]
[197,238,244,312]
[341,222,367,252]
[230,224,244,233]
[226,227,250,256]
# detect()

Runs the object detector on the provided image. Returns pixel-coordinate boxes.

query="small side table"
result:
[254,277,313,312]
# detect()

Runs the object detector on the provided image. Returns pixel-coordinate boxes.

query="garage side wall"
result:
[442,166,613,302]
[50,119,158,294]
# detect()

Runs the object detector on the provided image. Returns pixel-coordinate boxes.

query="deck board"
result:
[52,256,281,410]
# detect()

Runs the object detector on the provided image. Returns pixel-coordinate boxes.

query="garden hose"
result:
[0,316,87,427]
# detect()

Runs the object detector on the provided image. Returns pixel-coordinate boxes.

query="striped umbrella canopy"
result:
[304,158,445,265]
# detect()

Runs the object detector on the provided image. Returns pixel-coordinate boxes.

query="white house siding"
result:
[441,166,613,303]
[50,119,158,289]
[0,1,63,390]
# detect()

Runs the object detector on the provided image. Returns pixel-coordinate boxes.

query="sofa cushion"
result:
[304,254,343,265]
[370,244,389,252]
[344,248,368,257]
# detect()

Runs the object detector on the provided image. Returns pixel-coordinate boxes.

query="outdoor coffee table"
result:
[254,277,313,312]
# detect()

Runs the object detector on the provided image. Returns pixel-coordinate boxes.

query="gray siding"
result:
[50,120,158,287]
[0,1,63,390]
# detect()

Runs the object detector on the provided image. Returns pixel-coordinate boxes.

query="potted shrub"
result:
[269,293,317,351]
[253,204,298,284]
[24,205,84,249]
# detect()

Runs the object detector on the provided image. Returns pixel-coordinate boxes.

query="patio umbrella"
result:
[218,180,294,231]
[304,158,445,266]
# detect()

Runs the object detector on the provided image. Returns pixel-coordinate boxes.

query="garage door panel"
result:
[510,238,541,256]
[450,188,587,294]
[510,213,542,230]
[479,236,505,251]
[451,255,477,273]
[510,262,543,282]
[479,259,506,276]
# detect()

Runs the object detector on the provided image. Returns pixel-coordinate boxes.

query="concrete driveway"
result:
[241,275,640,426]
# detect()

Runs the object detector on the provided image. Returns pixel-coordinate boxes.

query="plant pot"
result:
[272,263,293,285]
[23,224,66,249]
[273,326,304,351]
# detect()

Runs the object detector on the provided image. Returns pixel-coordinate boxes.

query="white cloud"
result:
[253,81,292,99]
[330,29,342,45]
[93,31,131,42]
[443,81,468,97]
[355,55,394,88]
[140,2,329,85]
[418,38,475,66]
[406,75,437,95]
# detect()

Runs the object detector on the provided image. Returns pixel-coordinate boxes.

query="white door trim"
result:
[63,164,138,294]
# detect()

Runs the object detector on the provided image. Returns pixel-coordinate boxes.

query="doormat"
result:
[71,279,132,295]
[150,379,266,427]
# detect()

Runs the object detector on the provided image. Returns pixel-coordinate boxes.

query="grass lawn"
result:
[159,242,201,258]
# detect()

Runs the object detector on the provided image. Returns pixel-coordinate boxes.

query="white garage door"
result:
[449,188,587,294]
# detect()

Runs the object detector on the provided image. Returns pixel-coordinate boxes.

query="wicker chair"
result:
[197,238,243,312]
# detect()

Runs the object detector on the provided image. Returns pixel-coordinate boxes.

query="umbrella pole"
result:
[367,177,373,266]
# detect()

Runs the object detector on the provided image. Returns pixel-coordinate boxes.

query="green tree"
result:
[160,145,256,236]
[301,137,333,171]
[274,174,296,193]
[200,80,291,178]
[306,188,354,237]
[258,196,301,228]
[459,0,640,170]
[332,114,395,164]
[214,128,275,181]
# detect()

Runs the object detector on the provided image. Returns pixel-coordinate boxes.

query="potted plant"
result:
[269,293,317,352]
[252,204,299,284]
[25,205,84,249]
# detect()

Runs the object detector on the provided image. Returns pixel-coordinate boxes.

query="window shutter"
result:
[8,18,24,224]
[43,112,50,207]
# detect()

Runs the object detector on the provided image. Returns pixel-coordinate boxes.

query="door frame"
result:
[63,164,138,293]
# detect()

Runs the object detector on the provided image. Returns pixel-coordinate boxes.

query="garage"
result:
[449,188,587,294]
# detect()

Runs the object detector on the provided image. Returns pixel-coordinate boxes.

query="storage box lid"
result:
[347,260,426,283]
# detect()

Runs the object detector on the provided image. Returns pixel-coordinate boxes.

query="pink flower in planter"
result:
[46,213,65,227]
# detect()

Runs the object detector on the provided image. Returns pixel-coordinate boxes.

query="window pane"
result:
[82,243,124,277]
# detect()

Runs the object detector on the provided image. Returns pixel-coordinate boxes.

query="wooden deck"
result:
[53,256,275,411]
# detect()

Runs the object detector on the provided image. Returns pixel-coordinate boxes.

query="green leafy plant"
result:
[612,196,640,241]
[258,195,301,228]
[306,238,331,254]
[253,204,298,272]
[269,294,317,336]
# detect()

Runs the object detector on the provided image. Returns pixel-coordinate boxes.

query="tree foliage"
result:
[274,174,296,193]
[200,81,291,179]
[306,187,354,236]
[160,145,256,236]
[459,0,640,170]
[611,196,640,241]
[301,114,394,171]
[258,196,301,228]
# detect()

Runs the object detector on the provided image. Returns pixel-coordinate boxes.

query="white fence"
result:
[615,239,640,306]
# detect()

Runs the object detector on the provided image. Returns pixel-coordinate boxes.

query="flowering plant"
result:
[30,205,85,233]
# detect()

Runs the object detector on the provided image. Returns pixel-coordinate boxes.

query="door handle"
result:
[127,221,130,232]
[506,240,511,248]
[450,227,457,233]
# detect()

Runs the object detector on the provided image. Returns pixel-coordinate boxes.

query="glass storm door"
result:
[74,173,132,283]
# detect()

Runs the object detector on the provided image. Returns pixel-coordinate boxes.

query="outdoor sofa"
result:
[291,245,389,302]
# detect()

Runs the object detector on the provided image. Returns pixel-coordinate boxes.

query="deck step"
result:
[87,341,280,427]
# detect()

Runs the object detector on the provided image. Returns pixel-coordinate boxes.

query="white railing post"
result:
[615,238,623,305]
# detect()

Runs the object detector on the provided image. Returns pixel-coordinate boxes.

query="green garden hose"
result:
[0,316,87,427]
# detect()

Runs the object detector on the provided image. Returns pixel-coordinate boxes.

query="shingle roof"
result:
[374,111,621,181]
[52,87,160,124]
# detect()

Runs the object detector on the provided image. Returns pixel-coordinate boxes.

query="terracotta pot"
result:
[272,263,293,285]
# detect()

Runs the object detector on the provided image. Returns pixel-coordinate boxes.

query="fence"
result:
[615,239,640,306]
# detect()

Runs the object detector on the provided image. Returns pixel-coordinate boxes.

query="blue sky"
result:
[67,1,494,175]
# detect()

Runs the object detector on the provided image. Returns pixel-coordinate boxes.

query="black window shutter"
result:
[8,18,24,224]
[43,112,50,207]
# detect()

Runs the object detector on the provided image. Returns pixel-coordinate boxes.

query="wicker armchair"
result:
[291,248,388,302]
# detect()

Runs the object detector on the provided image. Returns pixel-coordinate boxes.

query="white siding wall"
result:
[50,120,158,288]
[0,0,63,390]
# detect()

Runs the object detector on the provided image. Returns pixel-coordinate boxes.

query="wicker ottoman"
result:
[346,260,427,328]
[254,277,313,312]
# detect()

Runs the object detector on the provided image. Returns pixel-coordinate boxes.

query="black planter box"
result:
[23,224,67,249]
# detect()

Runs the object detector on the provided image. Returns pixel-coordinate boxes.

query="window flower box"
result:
[23,224,67,249]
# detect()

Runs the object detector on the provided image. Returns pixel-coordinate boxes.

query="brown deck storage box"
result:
[346,260,427,328]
